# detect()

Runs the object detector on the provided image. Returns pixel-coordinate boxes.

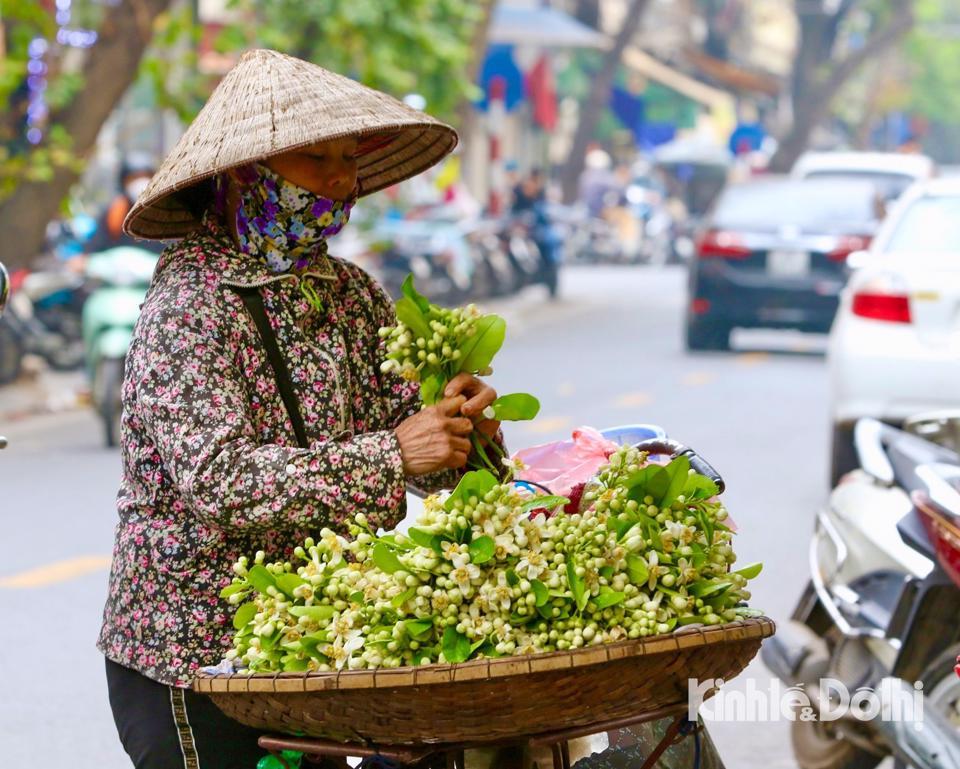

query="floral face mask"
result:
[232,163,357,275]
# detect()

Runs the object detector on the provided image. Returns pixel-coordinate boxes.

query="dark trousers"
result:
[105,657,269,769]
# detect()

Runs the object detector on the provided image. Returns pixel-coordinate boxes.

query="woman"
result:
[98,49,501,768]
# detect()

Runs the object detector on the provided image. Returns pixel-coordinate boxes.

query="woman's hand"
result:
[395,396,474,475]
[444,373,501,439]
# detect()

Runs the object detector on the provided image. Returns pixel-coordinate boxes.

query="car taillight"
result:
[851,290,911,323]
[697,230,751,259]
[915,495,960,590]
[828,235,872,262]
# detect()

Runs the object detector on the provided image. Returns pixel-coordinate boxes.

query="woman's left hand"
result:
[444,373,500,438]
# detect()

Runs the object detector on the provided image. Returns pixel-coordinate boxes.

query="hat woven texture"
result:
[124,49,459,239]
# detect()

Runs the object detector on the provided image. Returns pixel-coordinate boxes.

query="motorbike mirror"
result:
[853,418,895,486]
[0,261,8,317]
[846,250,870,270]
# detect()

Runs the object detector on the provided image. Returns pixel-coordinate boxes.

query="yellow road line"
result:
[0,555,112,588]
[614,392,653,408]
[681,371,716,387]
[521,416,572,434]
[735,352,769,367]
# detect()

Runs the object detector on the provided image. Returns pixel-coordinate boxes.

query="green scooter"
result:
[82,247,158,447]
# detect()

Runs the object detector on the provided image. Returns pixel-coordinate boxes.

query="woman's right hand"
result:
[395,396,474,475]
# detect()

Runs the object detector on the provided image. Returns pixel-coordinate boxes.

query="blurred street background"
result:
[4,0,960,767]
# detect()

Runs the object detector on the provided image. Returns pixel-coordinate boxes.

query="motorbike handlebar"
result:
[632,438,726,494]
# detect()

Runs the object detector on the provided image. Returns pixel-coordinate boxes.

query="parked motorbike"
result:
[763,415,960,769]
[82,246,158,447]
[0,265,86,384]
[511,202,561,298]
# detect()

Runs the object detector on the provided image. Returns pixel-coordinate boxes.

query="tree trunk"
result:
[768,3,915,173]
[559,0,652,203]
[0,0,174,272]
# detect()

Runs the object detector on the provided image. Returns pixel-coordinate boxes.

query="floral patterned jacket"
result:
[98,220,455,687]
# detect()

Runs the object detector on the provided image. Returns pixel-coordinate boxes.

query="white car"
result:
[827,178,960,484]
[792,151,936,203]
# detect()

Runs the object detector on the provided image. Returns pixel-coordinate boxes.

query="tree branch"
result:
[0,0,173,271]
[810,2,915,107]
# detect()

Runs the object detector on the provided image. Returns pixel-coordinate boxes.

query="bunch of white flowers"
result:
[222,446,762,674]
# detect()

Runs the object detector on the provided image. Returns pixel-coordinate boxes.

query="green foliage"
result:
[902,0,960,126]
[0,0,481,204]
[218,0,479,121]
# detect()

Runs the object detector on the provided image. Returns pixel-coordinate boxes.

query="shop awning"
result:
[490,2,609,49]
[621,47,732,109]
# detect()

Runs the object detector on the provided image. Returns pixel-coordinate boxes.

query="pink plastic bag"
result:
[513,427,619,498]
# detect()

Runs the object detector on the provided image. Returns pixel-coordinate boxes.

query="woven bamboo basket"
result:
[194,616,774,746]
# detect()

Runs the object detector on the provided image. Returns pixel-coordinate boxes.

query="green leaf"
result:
[444,470,498,512]
[442,626,471,664]
[489,393,540,421]
[506,569,520,587]
[664,618,678,631]
[260,629,281,651]
[624,466,661,498]
[595,588,625,609]
[614,514,640,539]
[457,314,506,374]
[690,580,733,598]
[734,562,763,581]
[661,455,691,507]
[247,565,276,594]
[391,587,416,608]
[275,573,306,600]
[232,602,257,631]
[300,630,332,656]
[468,535,495,564]
[537,604,553,619]
[646,467,671,503]
[349,590,365,604]
[691,544,708,569]
[567,560,587,612]
[219,582,249,599]
[407,527,443,553]
[469,637,488,655]
[401,273,430,313]
[599,566,614,580]
[531,579,549,607]
[288,605,337,621]
[420,373,445,406]
[377,534,412,551]
[395,296,431,340]
[282,657,310,672]
[678,615,705,626]
[405,618,434,639]
[685,474,719,500]
[627,554,649,585]
[372,542,405,574]
[520,495,570,515]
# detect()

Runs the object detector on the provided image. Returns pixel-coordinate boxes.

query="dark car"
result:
[685,177,881,351]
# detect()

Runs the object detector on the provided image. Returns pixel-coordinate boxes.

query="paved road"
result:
[0,265,835,767]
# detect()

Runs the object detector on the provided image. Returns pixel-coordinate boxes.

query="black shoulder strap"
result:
[231,286,309,449]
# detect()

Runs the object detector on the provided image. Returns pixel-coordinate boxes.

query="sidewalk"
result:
[0,358,86,421]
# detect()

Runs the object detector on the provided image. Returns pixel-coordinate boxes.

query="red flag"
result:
[525,55,557,132]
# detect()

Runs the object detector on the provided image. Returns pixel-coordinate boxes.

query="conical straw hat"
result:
[124,49,459,239]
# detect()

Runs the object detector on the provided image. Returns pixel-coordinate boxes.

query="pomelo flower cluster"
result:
[222,446,762,674]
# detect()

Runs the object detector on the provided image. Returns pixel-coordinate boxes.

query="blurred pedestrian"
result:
[578,146,615,217]
[98,49,502,769]
[511,167,546,214]
[86,153,165,254]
